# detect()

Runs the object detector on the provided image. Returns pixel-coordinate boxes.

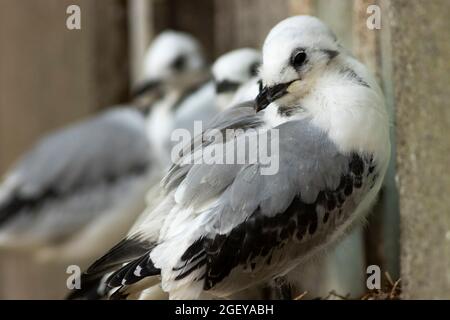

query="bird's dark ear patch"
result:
[171,55,186,71]
[323,49,339,60]
[249,62,261,77]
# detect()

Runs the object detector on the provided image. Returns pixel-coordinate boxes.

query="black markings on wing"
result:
[107,253,160,287]
[0,188,58,226]
[68,235,156,299]
[176,153,375,291]
[87,235,154,276]
[0,163,148,228]
[109,287,131,300]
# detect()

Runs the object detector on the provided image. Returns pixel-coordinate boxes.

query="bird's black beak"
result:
[255,81,293,112]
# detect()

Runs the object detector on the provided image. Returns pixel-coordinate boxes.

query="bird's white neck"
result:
[263,56,391,167]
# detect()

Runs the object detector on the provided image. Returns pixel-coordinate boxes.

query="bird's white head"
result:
[212,48,261,109]
[256,15,390,162]
[142,30,205,83]
[257,16,341,109]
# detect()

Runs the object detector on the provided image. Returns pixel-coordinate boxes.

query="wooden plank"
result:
[129,0,153,85]
[147,0,216,62]
[386,0,450,299]
[213,0,290,57]
[89,0,130,108]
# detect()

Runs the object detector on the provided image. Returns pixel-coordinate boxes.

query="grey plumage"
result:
[0,108,156,256]
[0,30,210,263]
[78,15,390,299]
[83,102,379,298]
[159,105,376,295]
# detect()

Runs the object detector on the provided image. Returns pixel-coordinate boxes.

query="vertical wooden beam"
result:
[353,0,381,79]
[168,0,215,61]
[387,0,450,299]
[146,0,215,62]
[353,0,400,284]
[214,0,290,57]
[129,0,153,85]
[89,0,130,108]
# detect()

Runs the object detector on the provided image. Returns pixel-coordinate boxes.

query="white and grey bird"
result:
[127,49,264,236]
[66,48,264,300]
[127,48,263,251]
[0,30,206,263]
[133,30,206,101]
[77,15,390,300]
[137,31,209,164]
[212,48,261,110]
[158,48,262,158]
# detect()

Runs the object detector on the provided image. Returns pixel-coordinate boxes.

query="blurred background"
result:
[0,0,449,299]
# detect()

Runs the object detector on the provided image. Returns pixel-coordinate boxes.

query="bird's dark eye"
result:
[171,55,186,71]
[291,50,307,69]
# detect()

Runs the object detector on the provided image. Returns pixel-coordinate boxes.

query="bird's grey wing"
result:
[162,102,263,192]
[79,103,264,291]
[170,119,378,292]
[102,117,379,295]
[0,108,152,237]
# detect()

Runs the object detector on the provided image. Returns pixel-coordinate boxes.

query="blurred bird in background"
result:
[0,21,266,300]
[212,48,261,111]
[67,47,263,300]
[72,15,390,300]
[170,48,262,149]
[0,30,207,264]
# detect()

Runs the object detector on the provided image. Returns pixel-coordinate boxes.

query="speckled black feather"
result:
[175,153,374,291]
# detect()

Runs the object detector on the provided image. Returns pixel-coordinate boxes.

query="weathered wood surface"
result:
[387,0,450,299]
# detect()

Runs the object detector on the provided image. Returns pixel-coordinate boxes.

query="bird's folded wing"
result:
[158,117,368,289]
[162,102,263,192]
[0,108,152,228]
[105,115,374,295]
